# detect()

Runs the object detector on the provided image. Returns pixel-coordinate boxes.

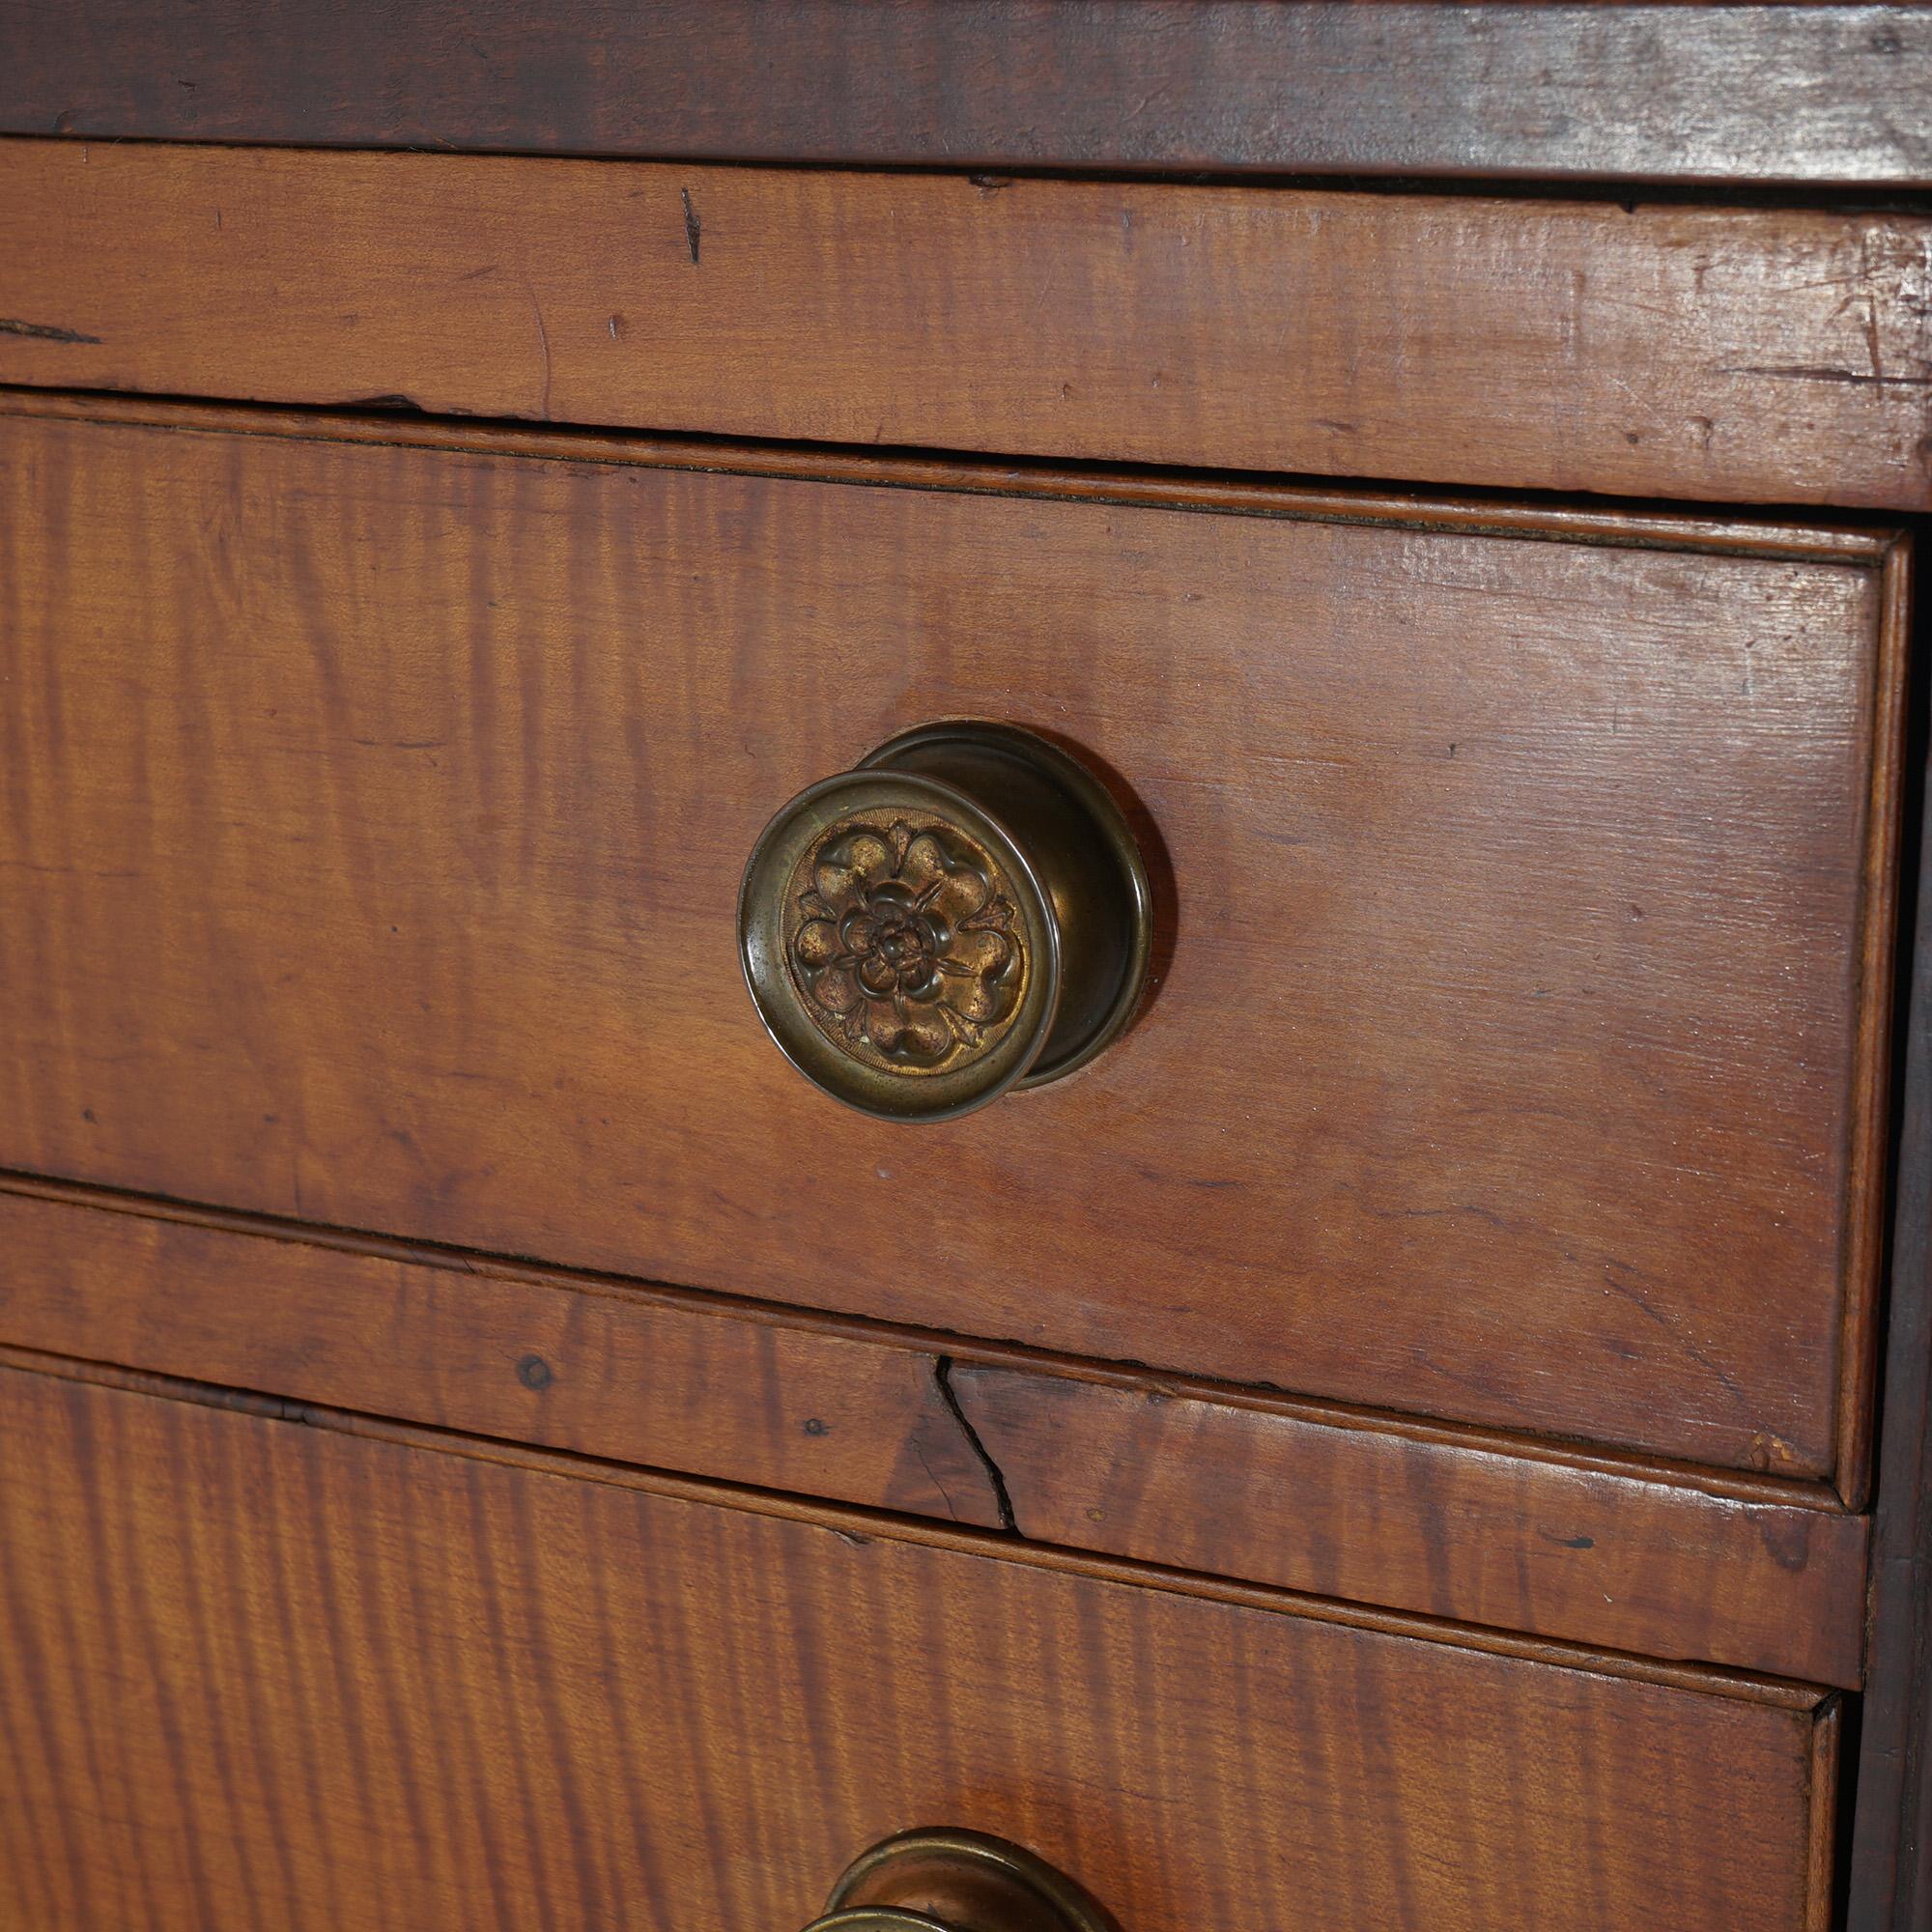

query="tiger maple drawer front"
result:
[0,1359,1840,1932]
[0,401,1902,1482]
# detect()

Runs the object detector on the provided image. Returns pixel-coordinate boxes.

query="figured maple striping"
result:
[0,1178,1871,1684]
[0,1359,1841,1932]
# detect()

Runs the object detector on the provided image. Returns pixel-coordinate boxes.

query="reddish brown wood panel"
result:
[0,1358,1841,1932]
[0,1177,1870,1685]
[0,403,1902,1483]
[2,140,1931,510]
[0,1181,1004,1529]
[3,1,1929,187]
[948,1364,1870,1690]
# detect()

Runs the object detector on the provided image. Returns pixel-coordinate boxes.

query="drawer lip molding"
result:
[0,394,1905,1498]
[2,2,1929,188]
[0,386,1903,569]
[0,1175,1872,1690]
[0,1350,1843,1932]
[3,140,1931,511]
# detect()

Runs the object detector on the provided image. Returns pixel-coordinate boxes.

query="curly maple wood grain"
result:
[948,1364,1871,1690]
[0,402,1903,1482]
[1,139,1930,509]
[0,1358,1842,1932]
[5,1,1932,185]
[0,1176,1871,1684]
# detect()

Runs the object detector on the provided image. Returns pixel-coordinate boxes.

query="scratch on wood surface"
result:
[525,284,552,417]
[0,317,100,344]
[680,186,701,265]
[1719,363,1932,389]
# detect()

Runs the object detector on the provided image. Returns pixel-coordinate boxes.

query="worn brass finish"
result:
[802,1828,1116,1932]
[740,723,1151,1122]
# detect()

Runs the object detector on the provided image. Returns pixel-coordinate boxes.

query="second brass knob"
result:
[802,1828,1114,1932]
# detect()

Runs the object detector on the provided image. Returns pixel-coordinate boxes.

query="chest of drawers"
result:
[2,8,1930,1930]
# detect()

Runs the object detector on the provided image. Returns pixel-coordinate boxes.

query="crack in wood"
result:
[934,1354,1018,1535]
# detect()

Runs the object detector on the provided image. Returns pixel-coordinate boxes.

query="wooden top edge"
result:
[0,387,1900,568]
[0,1165,1861,1518]
[2,3,1929,188]
[0,1338,1834,1710]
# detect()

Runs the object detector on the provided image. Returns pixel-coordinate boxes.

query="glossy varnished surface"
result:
[3,1,1930,186]
[0,1359,1841,1932]
[3,141,1932,510]
[0,401,1902,1482]
[0,1177,1870,1685]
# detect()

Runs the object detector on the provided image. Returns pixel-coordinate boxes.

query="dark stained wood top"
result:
[2,1,1930,187]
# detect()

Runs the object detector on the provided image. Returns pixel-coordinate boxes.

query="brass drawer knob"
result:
[739,723,1151,1122]
[803,1828,1114,1932]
